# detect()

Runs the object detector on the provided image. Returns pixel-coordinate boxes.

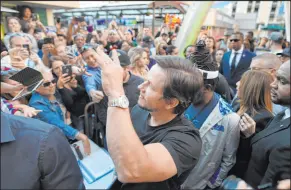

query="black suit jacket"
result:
[243,111,290,188]
[220,49,256,93]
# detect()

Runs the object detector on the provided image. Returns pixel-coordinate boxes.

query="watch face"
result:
[120,96,129,108]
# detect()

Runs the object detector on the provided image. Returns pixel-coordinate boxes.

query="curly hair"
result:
[189,40,219,91]
[18,6,33,19]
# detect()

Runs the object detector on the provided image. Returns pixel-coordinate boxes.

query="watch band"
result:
[108,95,129,108]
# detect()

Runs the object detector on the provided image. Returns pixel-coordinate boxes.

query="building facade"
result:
[231,1,285,28]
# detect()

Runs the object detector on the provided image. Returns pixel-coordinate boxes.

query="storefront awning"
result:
[261,24,285,31]
[1,6,19,13]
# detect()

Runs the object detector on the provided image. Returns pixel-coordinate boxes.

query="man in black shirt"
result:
[94,48,204,190]
[96,50,144,137]
[104,30,122,54]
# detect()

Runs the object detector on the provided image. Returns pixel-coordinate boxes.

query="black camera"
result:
[22,44,30,55]
[56,17,61,24]
[43,37,54,45]
[62,65,72,76]
[75,17,85,22]
[219,175,276,190]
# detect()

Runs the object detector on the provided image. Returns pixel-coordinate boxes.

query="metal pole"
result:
[143,14,145,28]
[176,1,213,57]
[106,11,108,28]
[152,2,155,36]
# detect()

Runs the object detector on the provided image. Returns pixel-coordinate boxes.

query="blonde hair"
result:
[128,47,145,68]
[156,42,167,55]
[238,70,273,117]
[128,47,148,79]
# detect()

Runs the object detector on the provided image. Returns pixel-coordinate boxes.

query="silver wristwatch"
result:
[108,95,129,108]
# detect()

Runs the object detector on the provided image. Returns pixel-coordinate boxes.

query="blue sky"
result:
[212,1,231,8]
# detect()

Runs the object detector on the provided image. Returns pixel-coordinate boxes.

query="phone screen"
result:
[43,38,54,45]
[62,65,72,76]
[23,44,30,55]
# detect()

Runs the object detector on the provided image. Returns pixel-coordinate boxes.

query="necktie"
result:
[231,52,238,74]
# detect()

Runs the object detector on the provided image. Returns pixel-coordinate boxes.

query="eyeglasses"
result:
[80,45,91,54]
[230,39,240,42]
[42,79,57,87]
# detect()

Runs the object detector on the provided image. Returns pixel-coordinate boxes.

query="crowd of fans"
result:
[1,5,290,190]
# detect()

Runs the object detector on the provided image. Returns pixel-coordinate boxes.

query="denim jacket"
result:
[82,66,102,94]
[29,92,78,139]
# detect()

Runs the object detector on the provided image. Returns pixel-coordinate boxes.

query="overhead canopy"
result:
[53,1,190,18]
[148,1,192,14]
[1,6,19,13]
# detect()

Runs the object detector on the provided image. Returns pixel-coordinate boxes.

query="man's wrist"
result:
[108,90,125,100]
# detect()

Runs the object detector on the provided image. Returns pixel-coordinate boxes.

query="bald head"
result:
[280,60,290,79]
[270,60,290,106]
[251,53,282,70]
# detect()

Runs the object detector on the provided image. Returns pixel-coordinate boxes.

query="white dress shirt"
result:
[229,45,244,68]
[282,108,290,120]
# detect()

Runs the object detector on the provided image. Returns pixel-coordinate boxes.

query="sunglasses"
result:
[42,79,57,87]
[80,44,98,54]
[230,39,240,42]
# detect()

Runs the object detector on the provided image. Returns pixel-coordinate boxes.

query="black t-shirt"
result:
[105,40,122,54]
[113,105,202,190]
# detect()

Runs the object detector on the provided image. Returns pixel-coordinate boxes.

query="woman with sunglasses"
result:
[29,71,91,155]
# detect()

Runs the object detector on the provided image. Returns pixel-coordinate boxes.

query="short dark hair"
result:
[49,56,63,69]
[155,56,204,114]
[57,34,66,39]
[247,31,254,37]
[19,6,33,19]
[166,45,177,55]
[183,45,195,57]
[161,33,168,37]
[232,32,244,41]
[122,40,133,47]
